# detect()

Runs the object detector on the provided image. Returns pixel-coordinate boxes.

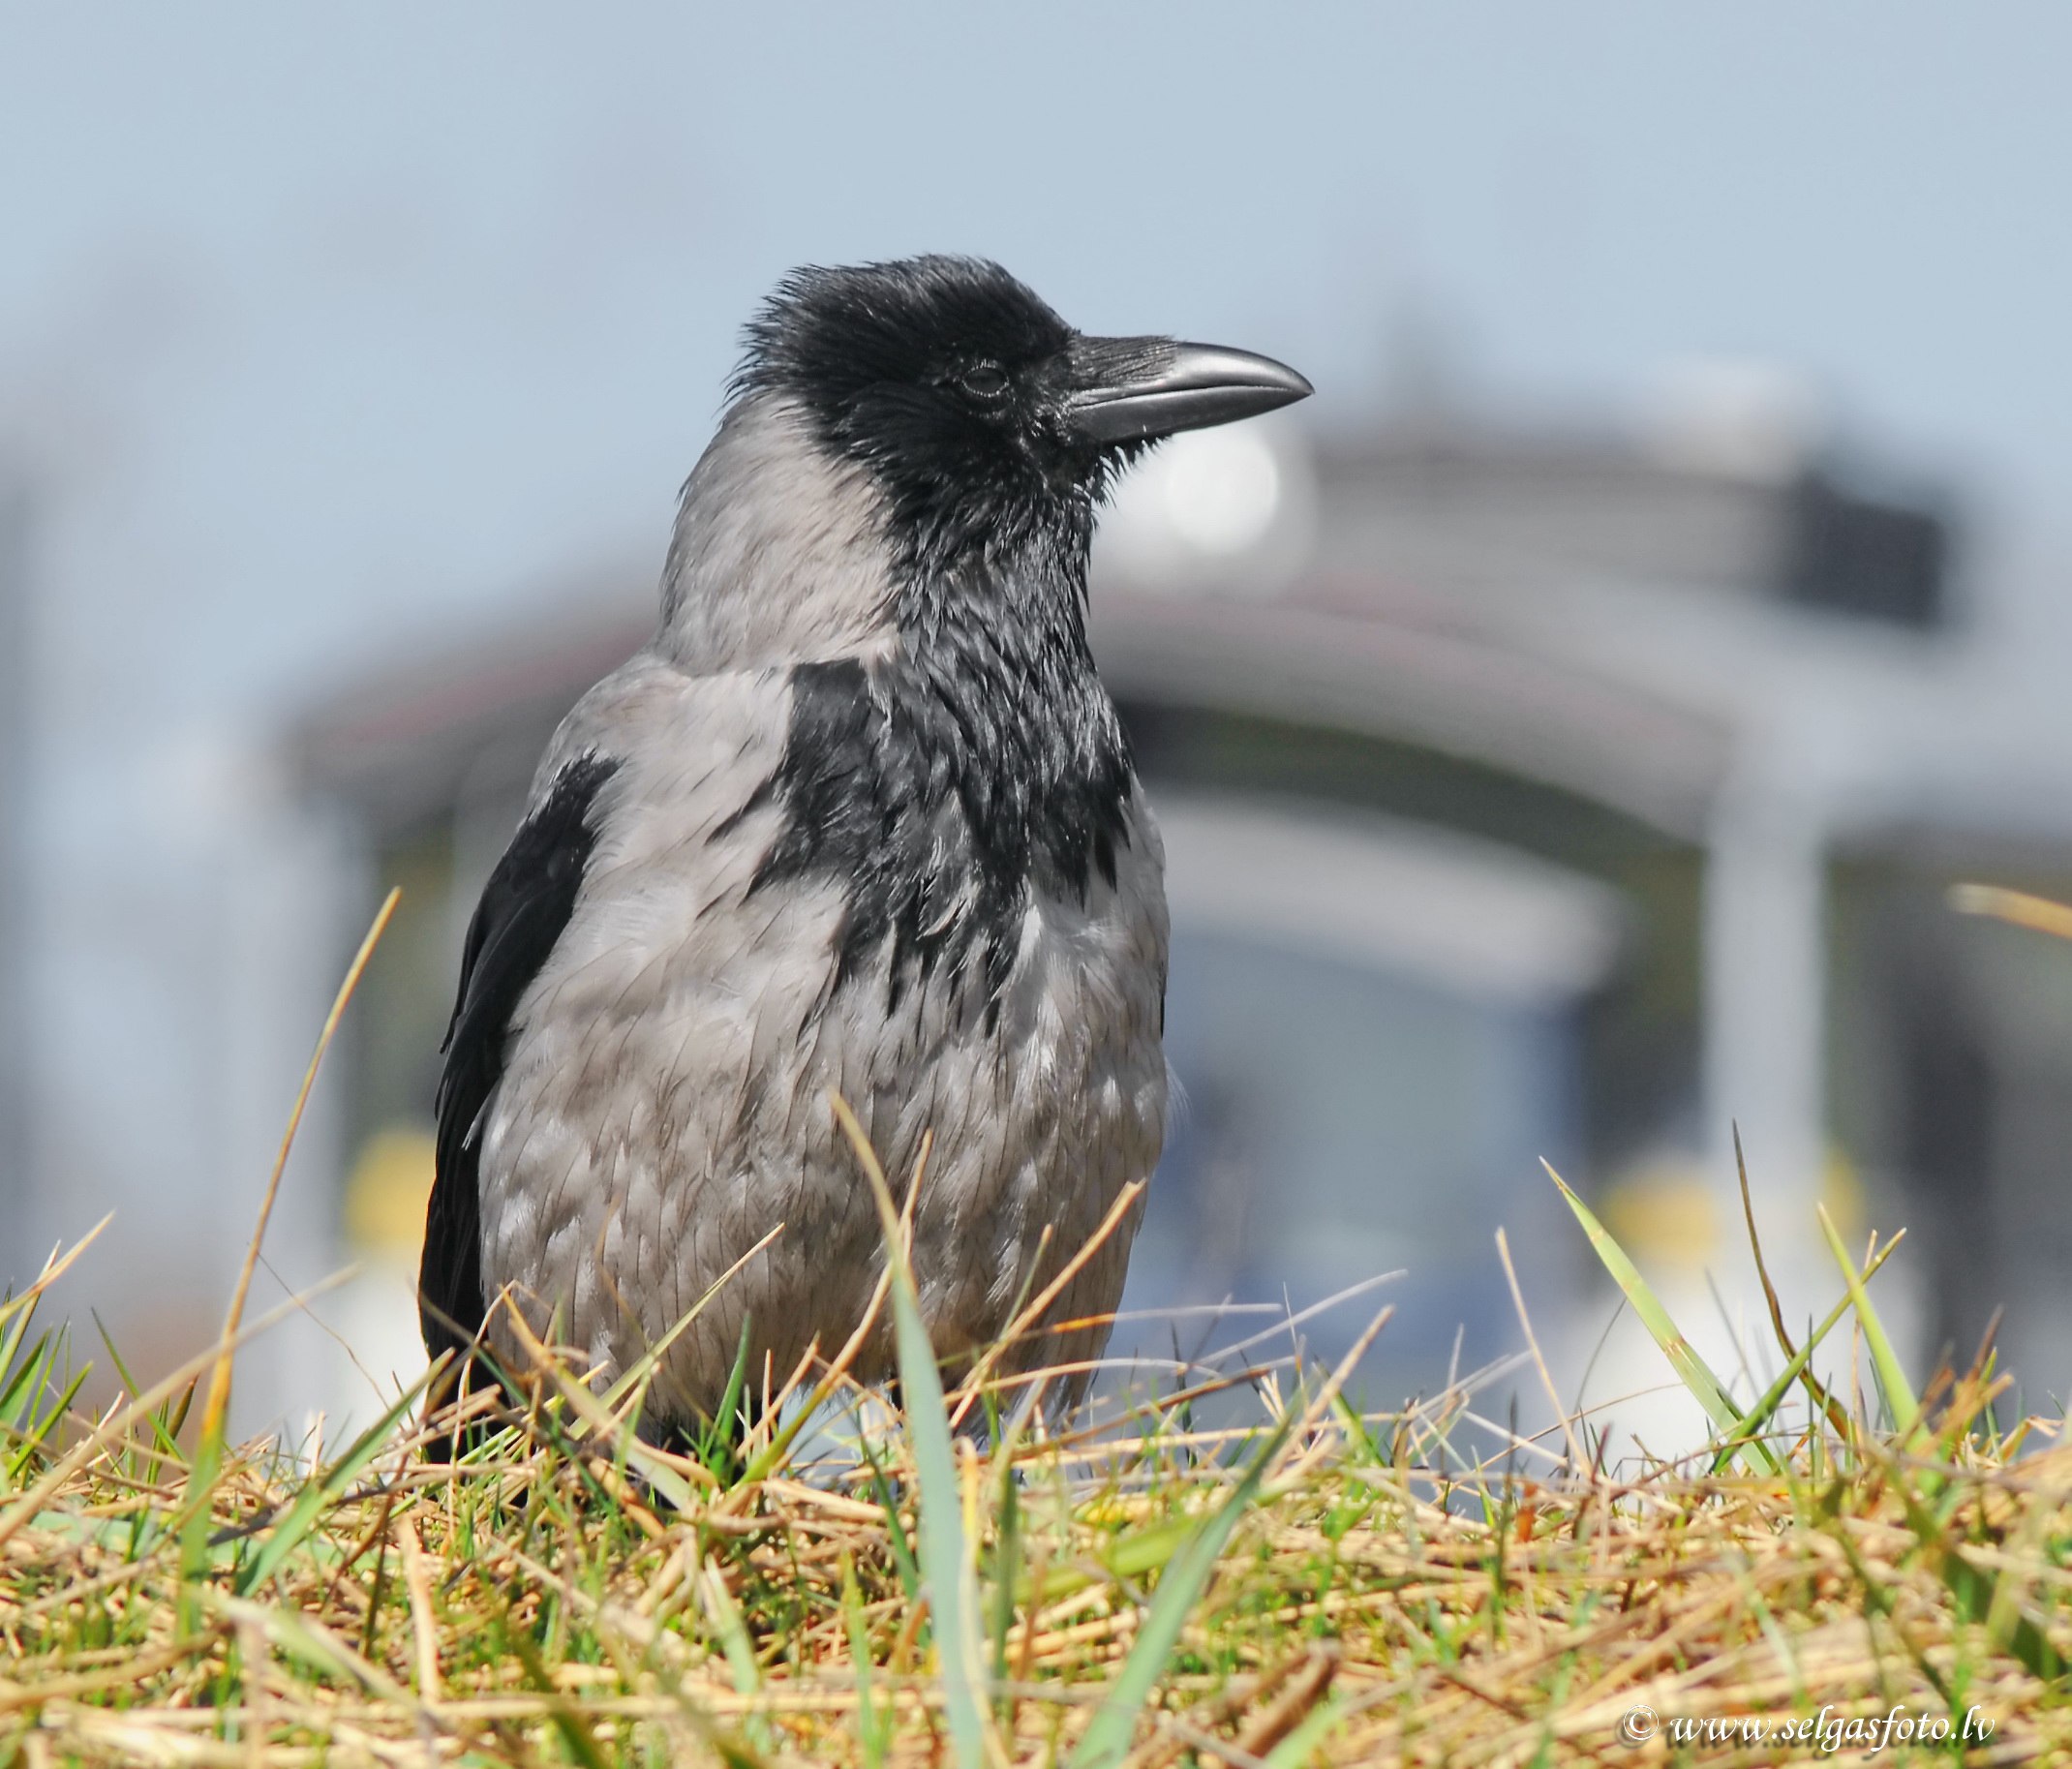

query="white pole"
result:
[1701,754,1830,1321]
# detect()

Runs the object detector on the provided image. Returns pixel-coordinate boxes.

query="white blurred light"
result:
[1094,413,1316,595]
[1158,427,1283,555]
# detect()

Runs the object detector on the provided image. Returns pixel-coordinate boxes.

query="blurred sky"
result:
[7,2,2072,1293]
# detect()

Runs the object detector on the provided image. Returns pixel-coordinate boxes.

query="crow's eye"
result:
[960,364,1010,400]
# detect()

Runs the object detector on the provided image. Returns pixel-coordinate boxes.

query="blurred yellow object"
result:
[1948,882,2072,940]
[343,1124,437,1258]
[1819,1145,1866,1241]
[1601,1144,1866,1271]
[1598,1159,1718,1269]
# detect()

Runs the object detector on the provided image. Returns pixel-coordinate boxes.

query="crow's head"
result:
[732,256,1310,573]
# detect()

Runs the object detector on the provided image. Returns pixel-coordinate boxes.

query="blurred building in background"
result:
[277,389,2072,1432]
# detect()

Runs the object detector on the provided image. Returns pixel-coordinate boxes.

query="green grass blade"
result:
[177,1427,227,1638]
[1815,1205,1919,1441]
[1733,1126,1854,1442]
[699,1557,766,1698]
[990,1456,1021,1693]
[93,1311,185,1462]
[9,1357,89,1479]
[1710,1235,1904,1474]
[236,1373,431,1595]
[506,1626,619,1769]
[1265,1695,1345,1767]
[700,1316,756,1464]
[0,1301,41,1418]
[883,1217,989,1769]
[1544,1161,1781,1476]
[0,1328,53,1436]
[833,1094,990,1769]
[209,1589,416,1706]
[500,1312,705,1514]
[1068,1410,1298,1769]
[843,1552,892,1769]
[857,1436,924,1604]
[1885,1474,2065,1681]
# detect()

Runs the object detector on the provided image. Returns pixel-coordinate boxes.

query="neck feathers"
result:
[657,396,899,672]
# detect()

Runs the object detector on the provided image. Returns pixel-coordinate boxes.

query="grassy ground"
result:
[6,896,2071,1765]
[2,1180,2068,1767]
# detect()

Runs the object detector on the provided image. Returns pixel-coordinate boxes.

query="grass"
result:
[4,899,2072,1764]
[5,1191,2069,1765]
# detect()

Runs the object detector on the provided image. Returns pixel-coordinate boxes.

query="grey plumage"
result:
[421,257,1309,1434]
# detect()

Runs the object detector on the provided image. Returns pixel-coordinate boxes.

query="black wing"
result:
[420,752,622,1371]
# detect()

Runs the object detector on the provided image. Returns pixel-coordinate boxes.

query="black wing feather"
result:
[420,752,621,1370]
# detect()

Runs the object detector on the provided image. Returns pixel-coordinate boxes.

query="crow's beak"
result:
[1064,336,1313,447]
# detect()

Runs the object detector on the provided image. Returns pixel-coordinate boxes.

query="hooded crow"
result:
[420,256,1310,1434]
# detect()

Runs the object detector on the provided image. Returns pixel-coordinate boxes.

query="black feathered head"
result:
[733,256,1309,573]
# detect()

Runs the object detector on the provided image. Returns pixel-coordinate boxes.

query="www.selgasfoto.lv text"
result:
[1621,1702,1995,1754]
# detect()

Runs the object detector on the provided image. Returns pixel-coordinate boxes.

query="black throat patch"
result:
[749,524,1136,1019]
